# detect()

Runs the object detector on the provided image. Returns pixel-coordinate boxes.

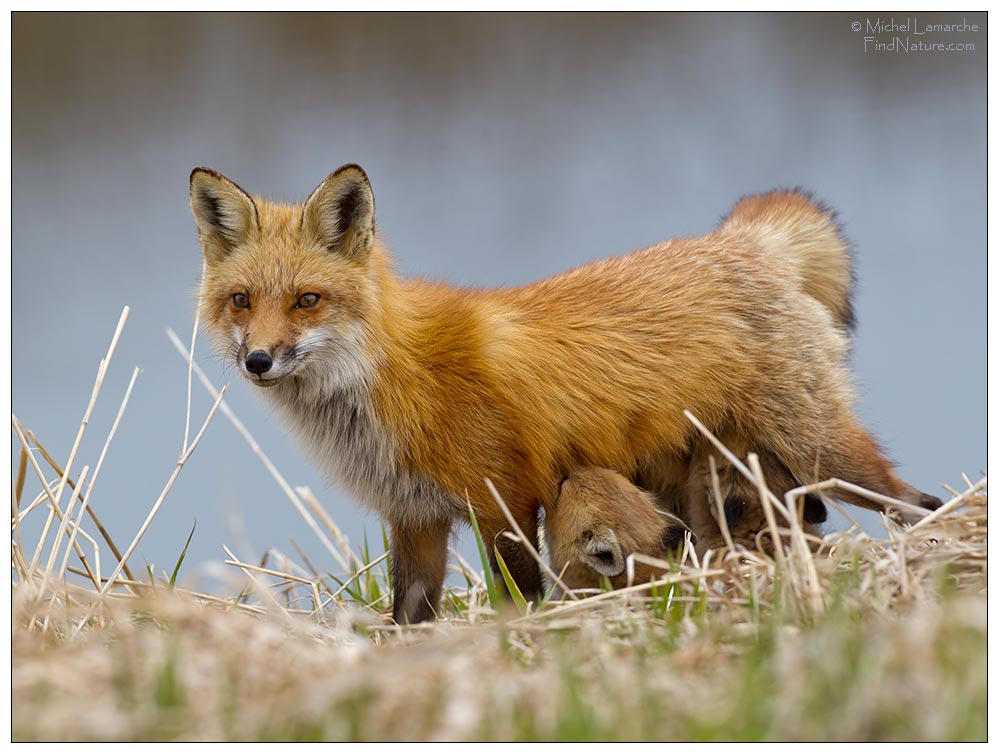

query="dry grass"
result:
[10,310,988,742]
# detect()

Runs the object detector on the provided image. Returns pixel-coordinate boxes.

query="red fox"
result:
[545,467,694,593]
[189,164,942,623]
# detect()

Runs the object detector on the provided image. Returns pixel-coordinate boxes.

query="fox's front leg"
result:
[388,516,452,624]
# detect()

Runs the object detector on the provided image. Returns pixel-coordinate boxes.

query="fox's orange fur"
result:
[190,164,941,623]
[545,468,692,593]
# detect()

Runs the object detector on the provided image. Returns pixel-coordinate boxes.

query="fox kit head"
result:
[190,164,380,389]
[684,450,828,555]
[545,468,694,592]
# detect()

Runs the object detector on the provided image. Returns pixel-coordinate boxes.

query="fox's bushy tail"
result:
[720,190,855,332]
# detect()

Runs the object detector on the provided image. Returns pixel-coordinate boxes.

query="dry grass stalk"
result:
[38,307,130,572]
[85,382,228,601]
[708,454,737,552]
[16,415,132,584]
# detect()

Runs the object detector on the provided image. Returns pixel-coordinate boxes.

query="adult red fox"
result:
[189,164,941,623]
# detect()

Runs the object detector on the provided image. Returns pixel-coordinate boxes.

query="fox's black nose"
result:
[245,350,273,376]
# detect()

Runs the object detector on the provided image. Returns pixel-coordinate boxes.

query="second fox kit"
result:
[190,164,941,623]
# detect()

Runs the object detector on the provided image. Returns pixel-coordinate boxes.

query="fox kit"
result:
[683,444,830,555]
[190,164,941,623]
[545,468,693,593]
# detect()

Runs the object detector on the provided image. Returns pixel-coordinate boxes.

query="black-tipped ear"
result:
[303,163,375,259]
[581,529,624,577]
[189,168,258,265]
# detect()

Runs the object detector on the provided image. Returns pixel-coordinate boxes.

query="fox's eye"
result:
[297,293,320,309]
[232,293,250,309]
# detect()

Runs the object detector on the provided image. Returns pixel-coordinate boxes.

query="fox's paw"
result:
[913,491,944,511]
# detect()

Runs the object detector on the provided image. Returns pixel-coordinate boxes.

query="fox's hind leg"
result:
[780,412,943,522]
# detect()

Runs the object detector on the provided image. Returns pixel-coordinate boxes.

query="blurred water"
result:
[12,13,986,588]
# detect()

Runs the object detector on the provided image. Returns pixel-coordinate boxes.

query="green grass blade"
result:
[493,546,528,614]
[169,520,197,588]
[381,523,392,592]
[467,502,501,610]
[325,573,366,603]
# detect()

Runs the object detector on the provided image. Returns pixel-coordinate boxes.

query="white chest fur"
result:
[269,373,464,528]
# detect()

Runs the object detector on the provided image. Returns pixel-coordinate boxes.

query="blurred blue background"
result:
[12,13,986,588]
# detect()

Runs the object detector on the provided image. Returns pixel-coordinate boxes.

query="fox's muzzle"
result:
[237,343,300,386]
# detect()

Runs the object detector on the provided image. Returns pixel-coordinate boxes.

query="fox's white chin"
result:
[240,370,295,387]
[248,376,284,388]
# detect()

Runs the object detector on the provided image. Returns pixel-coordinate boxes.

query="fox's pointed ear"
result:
[189,168,258,265]
[302,164,375,259]
[581,528,624,577]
